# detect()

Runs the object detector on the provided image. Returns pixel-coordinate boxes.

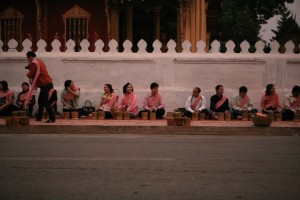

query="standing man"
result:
[25,51,55,123]
[209,85,230,119]
[184,87,208,118]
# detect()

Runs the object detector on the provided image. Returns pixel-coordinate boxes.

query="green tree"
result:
[219,0,294,52]
[272,7,300,53]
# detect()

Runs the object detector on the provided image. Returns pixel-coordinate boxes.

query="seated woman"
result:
[61,80,82,117]
[261,83,281,114]
[118,82,138,118]
[16,82,36,117]
[0,80,14,116]
[96,84,118,119]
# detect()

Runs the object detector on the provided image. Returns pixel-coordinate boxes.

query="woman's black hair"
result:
[123,82,133,94]
[266,84,274,96]
[194,87,201,93]
[64,80,73,89]
[105,84,114,93]
[0,80,9,91]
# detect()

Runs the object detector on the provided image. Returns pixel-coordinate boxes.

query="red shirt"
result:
[26,59,52,87]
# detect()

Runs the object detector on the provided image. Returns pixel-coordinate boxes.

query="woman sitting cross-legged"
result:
[96,84,118,119]
[118,82,138,119]
[61,80,82,117]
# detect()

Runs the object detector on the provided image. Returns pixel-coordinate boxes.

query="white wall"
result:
[0,39,299,114]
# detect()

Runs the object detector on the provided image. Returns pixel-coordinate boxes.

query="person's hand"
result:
[195,110,199,113]
[67,86,72,92]
[151,107,157,112]
[242,109,248,113]
[262,108,267,113]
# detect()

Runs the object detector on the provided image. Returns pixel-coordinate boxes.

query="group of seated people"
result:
[0,79,299,121]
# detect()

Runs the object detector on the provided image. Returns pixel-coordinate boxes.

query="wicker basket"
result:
[5,117,13,125]
[63,112,70,119]
[252,116,272,127]
[192,112,198,121]
[91,112,97,120]
[175,117,185,126]
[123,112,131,120]
[167,117,175,126]
[97,111,105,120]
[184,118,191,126]
[115,111,123,120]
[149,112,156,120]
[141,112,148,120]
[199,113,205,120]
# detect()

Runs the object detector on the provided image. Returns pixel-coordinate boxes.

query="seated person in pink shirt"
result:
[261,84,281,114]
[96,84,118,119]
[118,82,138,118]
[139,82,165,119]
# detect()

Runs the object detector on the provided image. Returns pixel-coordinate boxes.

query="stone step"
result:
[0,119,299,135]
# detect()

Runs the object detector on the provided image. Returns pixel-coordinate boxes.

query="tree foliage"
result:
[219,0,294,52]
[272,6,300,53]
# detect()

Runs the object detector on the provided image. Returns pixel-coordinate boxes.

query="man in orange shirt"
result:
[25,51,55,123]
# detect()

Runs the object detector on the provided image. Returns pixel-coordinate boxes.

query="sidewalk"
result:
[1,118,299,135]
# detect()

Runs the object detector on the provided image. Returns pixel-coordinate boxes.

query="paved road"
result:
[0,134,300,200]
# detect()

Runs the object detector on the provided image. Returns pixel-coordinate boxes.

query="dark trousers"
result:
[184,109,208,118]
[0,104,13,116]
[138,108,165,119]
[37,83,55,121]
[282,109,295,121]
